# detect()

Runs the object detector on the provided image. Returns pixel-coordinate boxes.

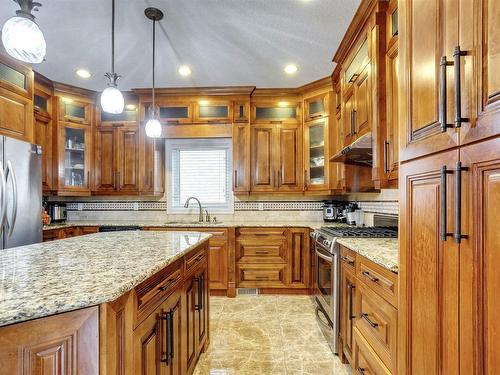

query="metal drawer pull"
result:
[255,276,269,280]
[158,278,177,292]
[453,46,469,128]
[361,312,378,328]
[361,271,379,282]
[340,255,354,266]
[348,284,355,320]
[383,140,389,174]
[255,251,269,255]
[439,56,454,132]
[358,368,366,374]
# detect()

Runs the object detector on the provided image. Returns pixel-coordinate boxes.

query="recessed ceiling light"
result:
[76,69,91,79]
[178,65,192,76]
[284,64,298,75]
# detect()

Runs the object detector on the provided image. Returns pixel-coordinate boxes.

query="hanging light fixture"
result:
[1,0,46,64]
[144,7,163,138]
[101,0,124,114]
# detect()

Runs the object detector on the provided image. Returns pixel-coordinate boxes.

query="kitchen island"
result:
[0,231,211,375]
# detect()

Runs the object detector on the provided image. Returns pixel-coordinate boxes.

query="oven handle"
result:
[315,248,333,263]
[315,307,333,330]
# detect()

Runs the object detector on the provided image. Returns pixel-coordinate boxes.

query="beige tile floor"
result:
[194,295,352,375]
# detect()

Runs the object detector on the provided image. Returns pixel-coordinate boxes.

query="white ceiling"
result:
[0,0,360,91]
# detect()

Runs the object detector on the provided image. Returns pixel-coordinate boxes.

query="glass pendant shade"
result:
[101,86,124,114]
[1,16,46,63]
[145,118,162,138]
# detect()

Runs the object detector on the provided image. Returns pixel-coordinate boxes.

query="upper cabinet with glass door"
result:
[194,100,232,123]
[57,122,92,195]
[251,100,301,124]
[156,101,193,124]
[304,92,329,121]
[58,97,93,125]
[304,117,330,191]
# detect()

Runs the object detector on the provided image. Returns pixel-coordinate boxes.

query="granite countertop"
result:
[0,231,211,327]
[43,220,335,231]
[336,237,399,273]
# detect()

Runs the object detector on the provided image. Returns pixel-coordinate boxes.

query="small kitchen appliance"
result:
[49,203,67,223]
[322,201,345,222]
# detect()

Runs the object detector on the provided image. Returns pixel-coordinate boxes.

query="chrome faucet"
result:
[183,197,204,222]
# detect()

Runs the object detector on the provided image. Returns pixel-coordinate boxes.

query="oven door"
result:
[314,242,335,321]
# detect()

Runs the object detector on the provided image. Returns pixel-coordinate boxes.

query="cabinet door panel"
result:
[399,0,459,161]
[399,149,460,375]
[184,276,198,373]
[94,127,115,193]
[117,127,139,193]
[354,65,370,136]
[341,264,356,364]
[277,124,302,191]
[0,88,32,142]
[460,138,500,375]
[35,114,52,193]
[164,293,182,375]
[208,244,228,290]
[288,228,310,288]
[251,125,275,191]
[233,124,250,192]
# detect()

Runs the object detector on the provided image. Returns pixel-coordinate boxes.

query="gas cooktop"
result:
[319,226,398,238]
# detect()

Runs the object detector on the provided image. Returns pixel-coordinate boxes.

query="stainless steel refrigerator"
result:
[0,136,42,249]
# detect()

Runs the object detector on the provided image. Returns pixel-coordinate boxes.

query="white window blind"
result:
[166,138,233,213]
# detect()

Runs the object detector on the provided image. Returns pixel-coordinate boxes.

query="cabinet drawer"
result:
[236,240,287,263]
[353,328,392,375]
[134,259,183,326]
[236,227,287,237]
[357,257,398,307]
[237,264,286,288]
[355,282,397,373]
[185,246,208,274]
[340,245,356,271]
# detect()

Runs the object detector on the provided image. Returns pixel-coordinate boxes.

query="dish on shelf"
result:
[311,157,324,167]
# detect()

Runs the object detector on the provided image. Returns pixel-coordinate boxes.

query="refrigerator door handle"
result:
[5,161,18,236]
[0,162,6,236]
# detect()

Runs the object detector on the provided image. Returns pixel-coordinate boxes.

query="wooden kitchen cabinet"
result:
[34,81,54,194]
[233,123,250,193]
[250,123,302,192]
[340,247,357,365]
[0,53,34,143]
[353,327,392,375]
[287,228,310,289]
[233,101,250,123]
[157,101,193,124]
[94,121,140,195]
[251,101,301,124]
[0,307,98,375]
[58,97,92,125]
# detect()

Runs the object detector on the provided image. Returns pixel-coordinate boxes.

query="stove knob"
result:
[324,240,331,247]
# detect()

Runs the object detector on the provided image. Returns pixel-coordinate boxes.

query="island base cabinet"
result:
[0,307,99,375]
[133,290,183,375]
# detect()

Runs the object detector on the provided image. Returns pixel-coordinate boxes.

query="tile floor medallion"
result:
[194,295,352,375]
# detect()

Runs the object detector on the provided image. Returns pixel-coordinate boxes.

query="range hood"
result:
[330,132,373,166]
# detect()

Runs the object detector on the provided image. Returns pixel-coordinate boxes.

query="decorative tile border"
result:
[64,199,398,214]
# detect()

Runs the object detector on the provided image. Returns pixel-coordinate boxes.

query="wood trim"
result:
[133,86,255,97]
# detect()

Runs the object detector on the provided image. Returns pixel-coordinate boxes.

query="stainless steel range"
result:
[311,220,398,355]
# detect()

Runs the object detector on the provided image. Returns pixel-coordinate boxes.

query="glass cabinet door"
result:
[62,126,87,188]
[306,119,327,188]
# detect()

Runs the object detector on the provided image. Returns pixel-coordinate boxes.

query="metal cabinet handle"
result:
[117,171,121,189]
[440,166,453,241]
[352,110,357,135]
[234,170,238,188]
[255,276,269,280]
[255,251,269,255]
[114,171,117,189]
[361,271,379,283]
[149,170,153,187]
[383,140,389,174]
[158,278,177,292]
[453,46,469,128]
[304,170,308,190]
[5,161,17,236]
[161,310,173,364]
[340,255,354,266]
[440,56,454,132]
[358,368,366,374]
[277,169,281,188]
[169,309,174,360]
[0,163,6,236]
[454,161,468,243]
[348,283,355,320]
[361,312,379,328]
[195,275,203,311]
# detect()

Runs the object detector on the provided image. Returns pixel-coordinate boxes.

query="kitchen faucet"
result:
[183,197,204,222]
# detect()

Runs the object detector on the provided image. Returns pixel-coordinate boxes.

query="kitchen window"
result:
[166,138,233,213]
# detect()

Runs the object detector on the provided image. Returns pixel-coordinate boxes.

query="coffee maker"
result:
[48,203,67,223]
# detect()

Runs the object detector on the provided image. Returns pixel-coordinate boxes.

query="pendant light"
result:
[1,0,46,64]
[101,0,124,114]
[144,7,163,138]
